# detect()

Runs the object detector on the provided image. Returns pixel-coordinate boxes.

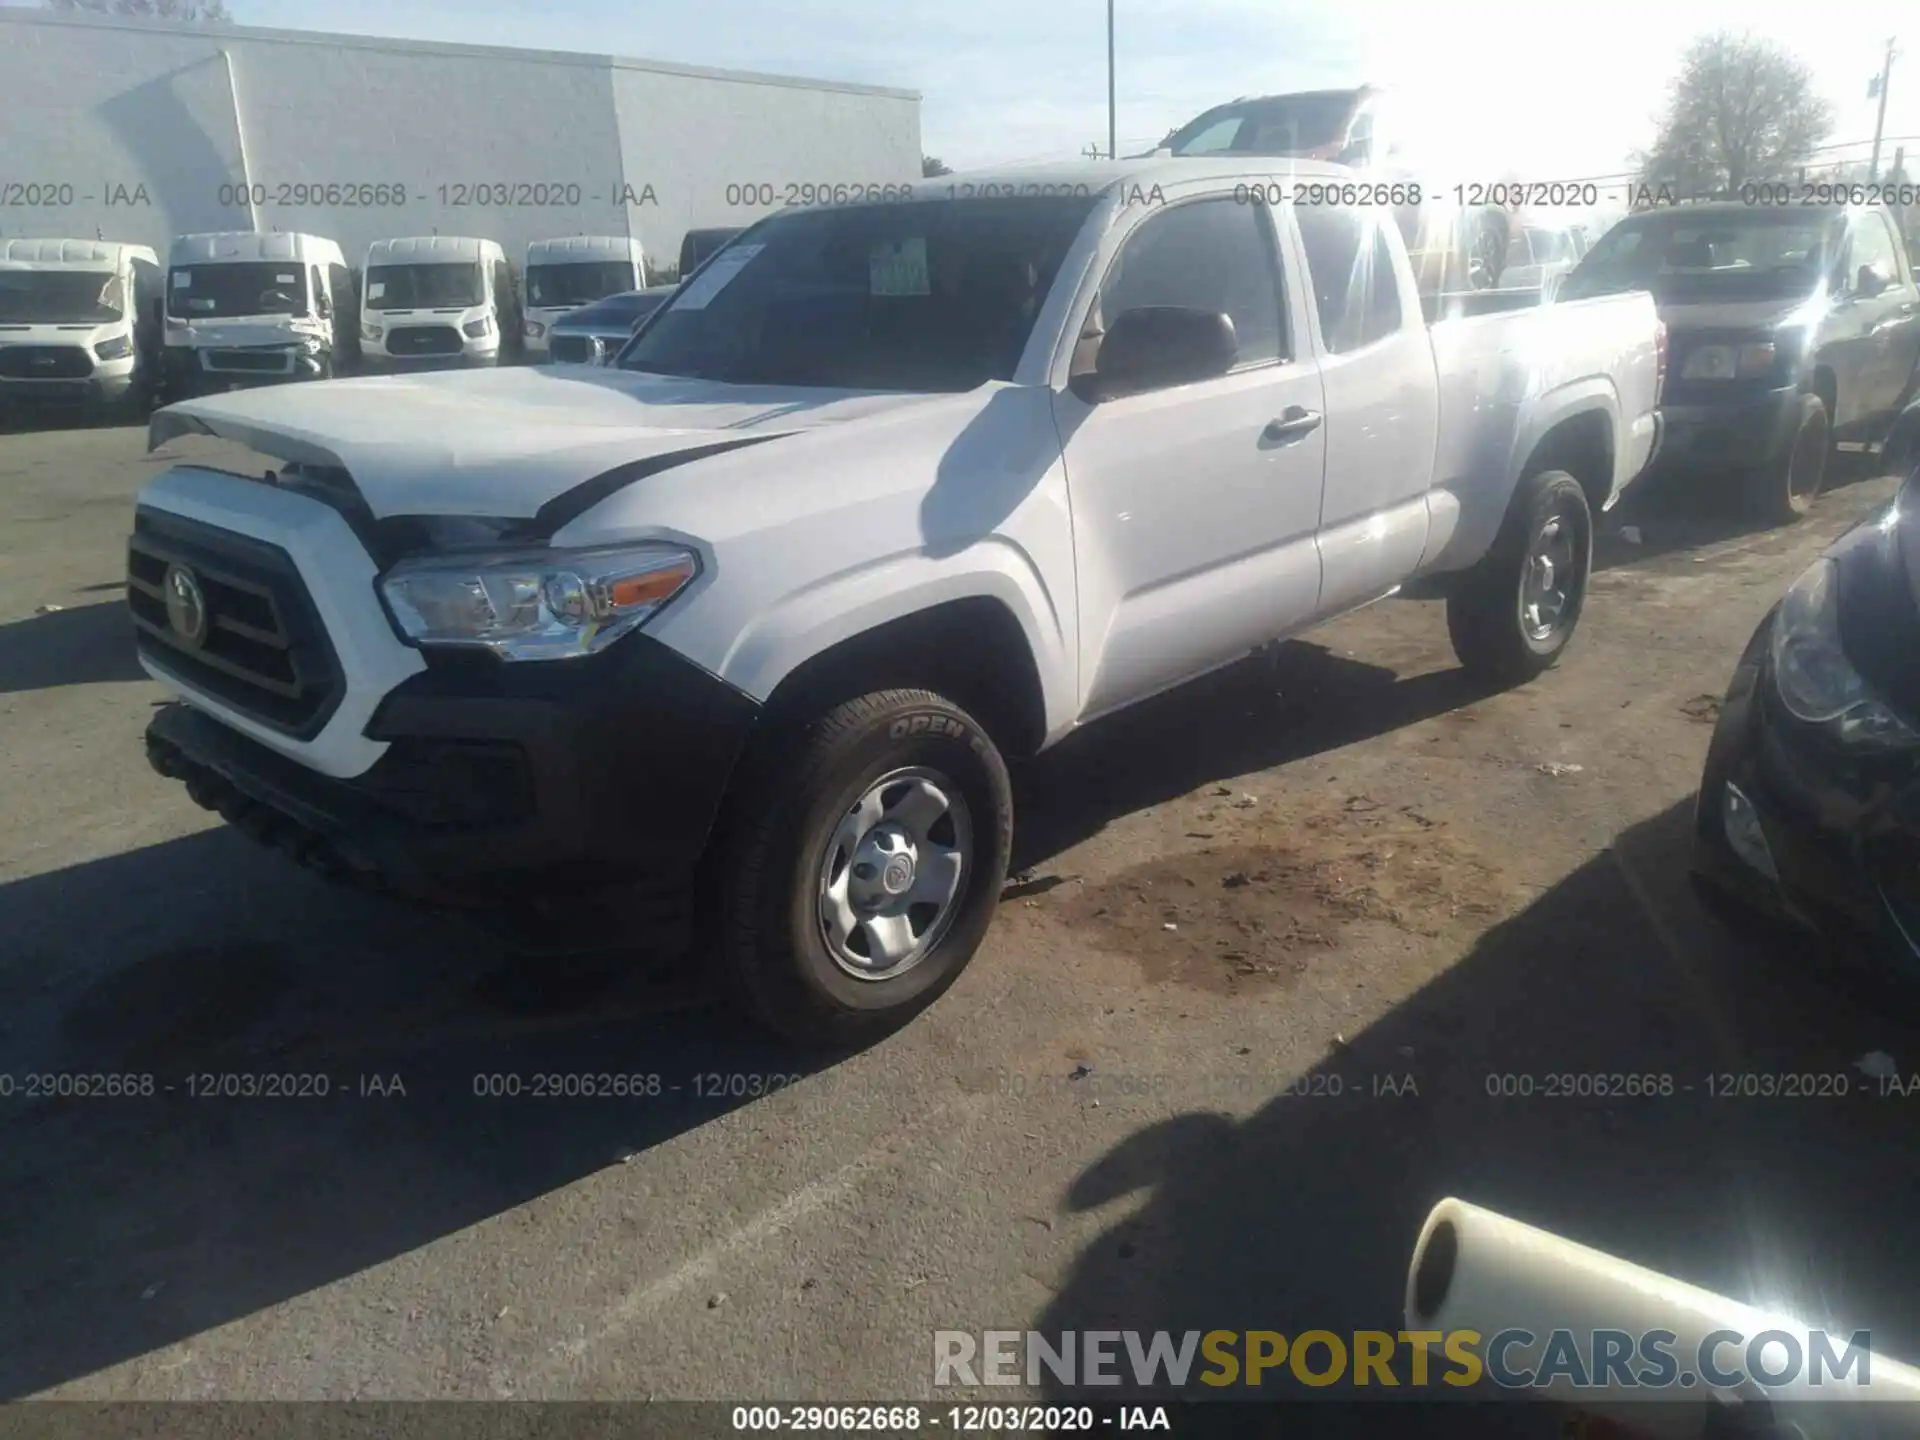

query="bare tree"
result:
[1635,32,1832,195]
[43,0,233,23]
[921,156,953,178]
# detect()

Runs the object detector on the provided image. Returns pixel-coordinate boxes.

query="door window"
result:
[1850,214,1901,290]
[310,265,329,316]
[1293,205,1404,352]
[1097,198,1286,368]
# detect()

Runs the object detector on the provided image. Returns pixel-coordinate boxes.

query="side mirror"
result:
[1857,265,1890,299]
[1072,306,1238,403]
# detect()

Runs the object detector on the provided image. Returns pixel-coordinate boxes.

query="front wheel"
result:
[1446,469,1594,687]
[711,689,1014,1046]
[1753,393,1829,526]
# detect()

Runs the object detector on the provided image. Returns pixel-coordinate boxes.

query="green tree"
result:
[921,156,953,178]
[1635,32,1832,195]
[43,0,233,22]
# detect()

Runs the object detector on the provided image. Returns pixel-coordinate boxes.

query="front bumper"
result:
[0,370,136,411]
[361,350,501,373]
[165,347,327,397]
[145,633,763,905]
[1692,614,1920,974]
[1648,386,1803,478]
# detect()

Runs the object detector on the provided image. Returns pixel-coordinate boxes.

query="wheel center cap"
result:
[880,855,916,895]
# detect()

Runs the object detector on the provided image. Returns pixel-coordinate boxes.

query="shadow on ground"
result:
[0,600,147,694]
[0,628,1512,1397]
[1034,798,1920,1434]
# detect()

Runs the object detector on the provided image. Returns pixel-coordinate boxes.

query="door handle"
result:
[1263,406,1323,442]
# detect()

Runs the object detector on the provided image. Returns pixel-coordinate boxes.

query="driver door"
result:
[1054,193,1329,722]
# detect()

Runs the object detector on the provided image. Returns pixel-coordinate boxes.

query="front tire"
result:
[712,689,1013,1046]
[1446,469,1593,687]
[1754,393,1828,526]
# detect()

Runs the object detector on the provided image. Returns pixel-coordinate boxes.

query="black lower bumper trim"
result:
[145,633,764,905]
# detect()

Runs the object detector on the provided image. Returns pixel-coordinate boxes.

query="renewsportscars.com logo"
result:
[933,1328,1885,1395]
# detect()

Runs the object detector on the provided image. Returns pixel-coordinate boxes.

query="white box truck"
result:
[0,237,162,422]
[359,236,520,372]
[522,235,647,360]
[163,232,357,401]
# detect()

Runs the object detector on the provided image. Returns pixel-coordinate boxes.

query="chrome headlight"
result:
[93,334,134,361]
[525,320,546,339]
[361,321,383,342]
[379,544,699,661]
[463,316,493,339]
[1769,557,1920,749]
[291,335,323,354]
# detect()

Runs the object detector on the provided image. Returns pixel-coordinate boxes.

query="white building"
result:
[0,7,922,276]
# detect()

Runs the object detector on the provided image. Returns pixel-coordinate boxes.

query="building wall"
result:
[0,9,921,277]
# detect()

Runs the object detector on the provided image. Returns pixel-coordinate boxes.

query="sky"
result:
[107,0,1920,185]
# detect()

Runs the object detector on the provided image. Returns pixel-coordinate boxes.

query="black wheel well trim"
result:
[755,596,1050,759]
[1518,407,1613,517]
[1810,366,1839,417]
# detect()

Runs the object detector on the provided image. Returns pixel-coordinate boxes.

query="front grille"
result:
[386,325,463,357]
[205,348,292,373]
[549,334,596,364]
[127,510,344,738]
[0,344,92,379]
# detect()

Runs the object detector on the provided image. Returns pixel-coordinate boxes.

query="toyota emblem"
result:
[163,564,208,648]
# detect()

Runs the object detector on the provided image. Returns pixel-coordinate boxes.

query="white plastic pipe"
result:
[1405,1198,1920,1434]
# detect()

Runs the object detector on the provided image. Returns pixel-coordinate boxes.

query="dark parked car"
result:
[1693,467,1920,972]
[543,286,674,365]
[679,227,744,277]
[1559,200,1920,524]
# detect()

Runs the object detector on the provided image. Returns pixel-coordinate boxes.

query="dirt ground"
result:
[3,420,1918,1431]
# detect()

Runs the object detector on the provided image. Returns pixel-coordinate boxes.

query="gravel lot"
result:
[2,422,1917,1420]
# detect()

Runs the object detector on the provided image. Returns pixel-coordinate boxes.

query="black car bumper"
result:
[165,348,329,399]
[1648,386,1803,477]
[145,634,764,905]
[361,351,501,373]
[0,371,137,413]
[1692,614,1920,973]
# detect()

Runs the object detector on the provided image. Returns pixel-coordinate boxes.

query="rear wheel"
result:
[1754,393,1828,526]
[711,689,1013,1047]
[1446,469,1593,686]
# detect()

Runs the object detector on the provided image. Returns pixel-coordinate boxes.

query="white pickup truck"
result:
[131,159,1663,1043]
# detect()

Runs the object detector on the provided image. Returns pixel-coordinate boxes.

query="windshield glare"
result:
[527,261,635,308]
[365,262,485,310]
[168,261,307,319]
[0,269,125,324]
[617,196,1096,392]
[1165,95,1357,156]
[1561,210,1843,299]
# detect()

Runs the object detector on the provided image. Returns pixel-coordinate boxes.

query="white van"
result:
[164,232,357,400]
[360,236,521,372]
[0,238,162,421]
[522,235,646,359]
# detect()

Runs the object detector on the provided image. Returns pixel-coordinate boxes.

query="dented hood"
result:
[148,365,946,519]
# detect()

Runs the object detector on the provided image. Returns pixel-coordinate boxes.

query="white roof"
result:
[366,235,501,265]
[929,155,1356,195]
[169,232,339,265]
[0,237,157,269]
[526,235,646,265]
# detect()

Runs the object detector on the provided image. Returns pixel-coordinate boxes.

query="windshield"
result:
[682,229,744,272]
[561,292,665,328]
[1164,94,1358,156]
[1559,208,1844,302]
[0,269,125,324]
[365,262,485,310]
[617,196,1096,392]
[167,261,307,319]
[527,261,635,309]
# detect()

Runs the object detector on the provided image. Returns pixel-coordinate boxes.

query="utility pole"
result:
[1870,38,1898,181]
[1105,0,1121,160]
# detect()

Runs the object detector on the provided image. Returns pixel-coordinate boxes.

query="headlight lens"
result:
[463,316,493,339]
[361,321,383,342]
[379,544,698,661]
[93,334,134,361]
[525,320,546,338]
[291,335,323,355]
[1769,557,1920,748]
[1680,340,1780,381]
